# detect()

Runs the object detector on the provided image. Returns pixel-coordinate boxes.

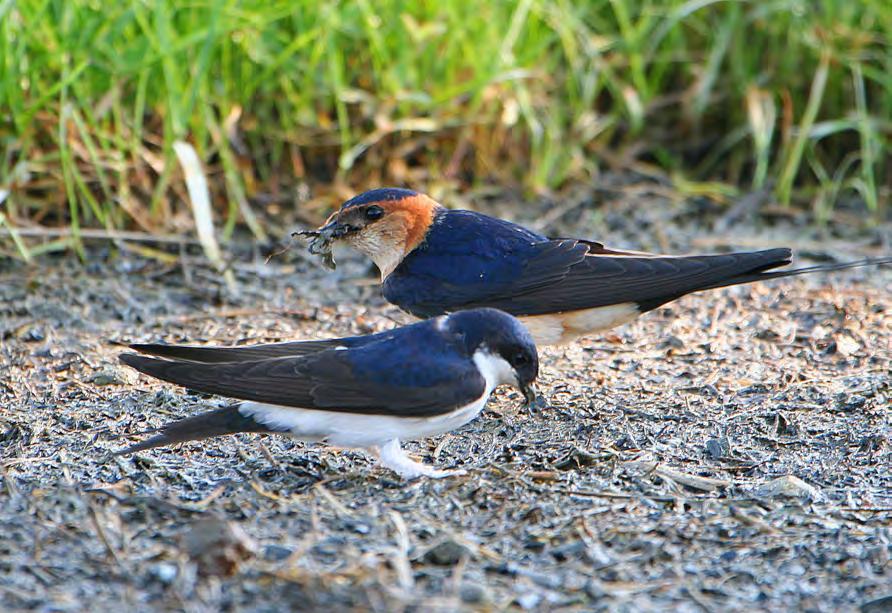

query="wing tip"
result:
[119,352,146,368]
[119,351,160,369]
[757,247,793,270]
[128,343,186,360]
[119,352,173,382]
[129,342,164,353]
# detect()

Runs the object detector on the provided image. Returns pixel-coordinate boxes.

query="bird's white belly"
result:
[520,302,640,345]
[238,395,489,448]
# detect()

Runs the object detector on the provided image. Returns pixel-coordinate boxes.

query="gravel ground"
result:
[2,184,891,612]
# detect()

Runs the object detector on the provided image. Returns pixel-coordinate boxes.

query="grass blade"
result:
[777,50,830,206]
[173,140,236,292]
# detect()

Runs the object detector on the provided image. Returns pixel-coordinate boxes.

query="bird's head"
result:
[446,308,539,405]
[310,188,441,278]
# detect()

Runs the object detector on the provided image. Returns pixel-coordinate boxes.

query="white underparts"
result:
[236,347,518,479]
[519,302,640,345]
[239,396,487,448]
[239,398,483,479]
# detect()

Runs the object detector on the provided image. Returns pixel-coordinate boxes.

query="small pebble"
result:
[835,394,867,411]
[20,326,45,342]
[91,371,122,386]
[585,580,606,600]
[263,544,293,562]
[150,563,178,585]
[550,541,586,561]
[181,517,256,577]
[459,582,489,604]
[423,539,472,566]
[339,518,371,534]
[705,437,729,459]
[516,592,542,610]
[529,571,562,589]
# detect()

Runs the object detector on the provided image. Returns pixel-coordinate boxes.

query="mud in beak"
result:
[293,218,352,250]
[316,218,355,241]
[521,382,538,406]
[292,216,361,270]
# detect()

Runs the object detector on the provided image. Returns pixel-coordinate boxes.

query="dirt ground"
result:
[2,185,891,612]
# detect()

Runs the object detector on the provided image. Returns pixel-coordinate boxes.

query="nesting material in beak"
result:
[293,219,347,270]
[522,383,538,406]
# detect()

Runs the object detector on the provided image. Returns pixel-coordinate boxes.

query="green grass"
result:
[1,0,891,257]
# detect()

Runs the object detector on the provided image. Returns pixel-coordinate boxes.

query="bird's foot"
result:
[420,467,468,479]
[375,439,466,480]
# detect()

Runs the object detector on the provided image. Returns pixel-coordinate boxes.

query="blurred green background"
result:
[1,0,890,258]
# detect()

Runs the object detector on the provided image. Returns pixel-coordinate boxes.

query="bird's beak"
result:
[292,215,355,255]
[521,382,538,406]
[315,217,352,241]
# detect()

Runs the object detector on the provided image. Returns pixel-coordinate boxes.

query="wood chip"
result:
[625,461,732,492]
[754,475,823,501]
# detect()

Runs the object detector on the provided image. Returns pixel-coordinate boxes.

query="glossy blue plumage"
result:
[121,307,537,417]
[384,209,579,317]
[342,187,418,209]
[386,210,536,315]
[341,312,476,389]
[382,206,796,319]
[117,307,539,469]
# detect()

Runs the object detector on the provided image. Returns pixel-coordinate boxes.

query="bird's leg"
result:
[373,439,466,480]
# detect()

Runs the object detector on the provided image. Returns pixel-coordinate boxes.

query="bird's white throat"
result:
[472,348,517,394]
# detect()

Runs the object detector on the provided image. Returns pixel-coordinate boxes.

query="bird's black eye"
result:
[512,351,529,366]
[365,205,384,220]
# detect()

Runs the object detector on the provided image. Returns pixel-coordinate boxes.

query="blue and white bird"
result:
[300,188,891,345]
[117,308,538,479]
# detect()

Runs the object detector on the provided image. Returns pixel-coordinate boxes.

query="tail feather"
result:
[634,252,890,312]
[634,248,791,312]
[697,256,892,292]
[114,404,282,455]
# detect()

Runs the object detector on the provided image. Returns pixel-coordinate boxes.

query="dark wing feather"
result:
[386,209,792,317]
[120,340,485,418]
[130,331,392,363]
[470,247,794,315]
[387,208,889,319]
[477,250,892,315]
[385,239,590,318]
[394,239,794,316]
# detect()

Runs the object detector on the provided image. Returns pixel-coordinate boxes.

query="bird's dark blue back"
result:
[342,317,472,389]
[383,209,550,317]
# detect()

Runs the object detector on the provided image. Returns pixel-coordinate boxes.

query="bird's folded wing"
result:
[418,242,793,316]
[389,239,589,317]
[483,247,794,315]
[120,343,485,418]
[129,331,394,363]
